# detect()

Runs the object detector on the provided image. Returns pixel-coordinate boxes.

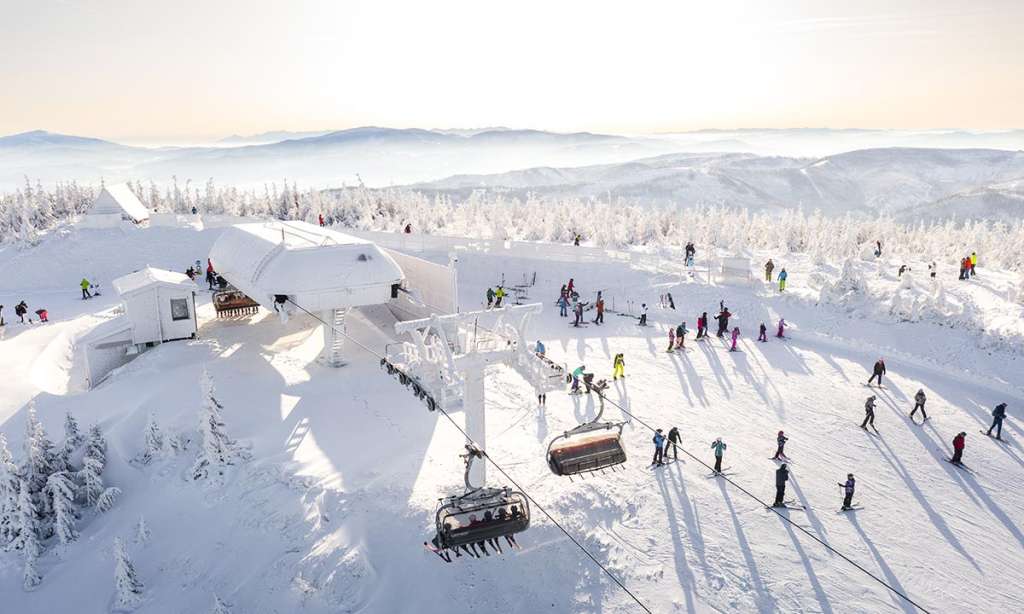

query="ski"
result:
[423,542,452,562]
[857,424,880,436]
[979,430,1007,443]
[705,468,734,478]
[767,502,805,511]
[838,506,863,513]
[768,457,793,463]
[944,459,975,474]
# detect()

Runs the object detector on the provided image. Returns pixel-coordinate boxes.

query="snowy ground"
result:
[1,223,1022,613]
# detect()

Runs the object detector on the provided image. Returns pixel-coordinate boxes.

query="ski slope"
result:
[0,223,1022,613]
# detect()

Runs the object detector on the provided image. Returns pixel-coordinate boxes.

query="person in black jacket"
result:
[867,358,886,386]
[773,464,789,507]
[986,403,1008,439]
[772,431,788,460]
[910,389,927,421]
[861,395,877,429]
[15,301,28,323]
[667,426,681,460]
[715,308,732,337]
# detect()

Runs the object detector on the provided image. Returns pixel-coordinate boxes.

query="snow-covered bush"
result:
[135,413,165,465]
[818,259,868,306]
[133,516,151,545]
[96,487,122,513]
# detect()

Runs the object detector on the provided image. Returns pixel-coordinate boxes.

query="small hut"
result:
[80,184,150,228]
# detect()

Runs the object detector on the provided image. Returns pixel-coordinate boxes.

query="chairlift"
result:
[434,445,530,551]
[547,383,627,476]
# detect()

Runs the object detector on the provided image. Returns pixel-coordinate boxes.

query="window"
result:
[170,298,190,321]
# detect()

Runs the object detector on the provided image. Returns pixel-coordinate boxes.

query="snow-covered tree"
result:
[0,433,19,544]
[136,413,165,465]
[10,479,39,551]
[44,471,78,545]
[84,423,107,468]
[78,455,105,507]
[64,411,83,449]
[96,486,122,513]
[211,594,232,614]
[22,403,55,496]
[133,515,151,545]
[112,537,143,609]
[192,369,240,481]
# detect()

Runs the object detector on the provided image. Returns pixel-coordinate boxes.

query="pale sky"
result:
[1,0,1022,142]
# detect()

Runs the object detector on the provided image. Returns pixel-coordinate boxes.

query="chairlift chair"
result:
[547,385,627,476]
[434,445,530,551]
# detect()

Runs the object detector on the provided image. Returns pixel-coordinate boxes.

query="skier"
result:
[867,358,886,387]
[765,258,775,282]
[777,268,788,292]
[838,474,856,510]
[675,322,688,349]
[570,365,586,394]
[730,327,740,351]
[494,286,505,308]
[861,395,877,429]
[898,264,907,277]
[567,278,575,295]
[593,296,605,325]
[684,242,696,267]
[80,277,93,299]
[652,429,666,466]
[710,437,727,473]
[638,303,648,326]
[715,307,732,337]
[486,287,495,308]
[573,301,584,327]
[758,323,767,342]
[874,240,882,257]
[986,403,1007,439]
[34,309,48,323]
[910,389,928,421]
[612,354,625,380]
[557,294,569,318]
[776,318,786,338]
[534,340,545,357]
[696,312,707,339]
[15,301,28,323]
[666,326,675,352]
[951,432,966,464]
[318,213,325,227]
[667,426,681,460]
[773,463,789,507]
[772,430,788,460]
[970,251,977,276]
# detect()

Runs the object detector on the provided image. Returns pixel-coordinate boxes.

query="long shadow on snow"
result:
[846,514,924,614]
[715,479,778,613]
[727,347,786,420]
[654,468,701,614]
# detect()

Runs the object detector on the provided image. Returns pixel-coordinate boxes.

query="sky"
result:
[1,0,1022,142]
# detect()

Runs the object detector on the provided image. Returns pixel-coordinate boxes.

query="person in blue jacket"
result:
[711,437,727,473]
[534,340,545,357]
[652,429,666,466]
[557,294,569,318]
[777,268,788,292]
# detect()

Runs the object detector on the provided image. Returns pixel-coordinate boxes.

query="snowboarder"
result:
[652,429,665,466]
[710,437,727,473]
[80,277,93,299]
[867,358,886,387]
[557,294,569,318]
[772,430,788,460]
[15,301,28,323]
[667,426,681,460]
[765,259,775,282]
[696,312,708,339]
[951,432,966,464]
[593,296,605,324]
[730,326,740,351]
[573,301,584,327]
[910,389,927,421]
[494,286,505,308]
[773,463,789,507]
[838,474,856,510]
[638,303,648,326]
[612,354,625,380]
[715,308,732,337]
[776,318,786,338]
[666,326,676,352]
[777,268,788,292]
[986,403,1007,439]
[486,287,495,308]
[861,395,877,429]
[570,365,586,394]
[675,322,688,349]
[758,323,767,342]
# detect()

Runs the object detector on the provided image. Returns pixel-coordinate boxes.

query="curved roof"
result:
[209,221,404,312]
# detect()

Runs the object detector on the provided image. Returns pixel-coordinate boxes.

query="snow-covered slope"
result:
[1,224,1022,613]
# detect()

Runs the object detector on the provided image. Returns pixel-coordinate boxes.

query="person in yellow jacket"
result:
[80,278,92,300]
[970,252,977,277]
[494,286,506,308]
[612,353,625,380]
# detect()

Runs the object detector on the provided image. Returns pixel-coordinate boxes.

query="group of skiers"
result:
[958,252,978,280]
[764,259,788,291]
[485,286,506,309]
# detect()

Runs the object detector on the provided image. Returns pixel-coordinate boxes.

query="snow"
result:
[1,222,1023,613]
[111,267,194,296]
[88,184,150,223]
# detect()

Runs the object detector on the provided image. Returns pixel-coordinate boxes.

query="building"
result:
[80,183,150,228]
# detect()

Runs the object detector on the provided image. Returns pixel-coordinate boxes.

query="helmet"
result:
[778,430,784,436]
[847,473,854,478]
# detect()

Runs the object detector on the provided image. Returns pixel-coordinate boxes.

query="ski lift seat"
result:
[435,489,530,549]
[548,423,626,476]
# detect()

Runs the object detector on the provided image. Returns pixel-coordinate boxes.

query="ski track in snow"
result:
[0,224,1022,613]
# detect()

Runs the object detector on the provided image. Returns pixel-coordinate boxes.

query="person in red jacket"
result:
[951,432,966,464]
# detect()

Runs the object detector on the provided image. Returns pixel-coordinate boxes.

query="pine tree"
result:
[133,515,151,545]
[96,487,122,513]
[0,433,19,545]
[22,403,55,496]
[192,369,238,481]
[211,593,232,614]
[64,411,83,449]
[137,413,164,464]
[78,455,105,507]
[44,471,78,544]
[112,537,143,609]
[84,424,107,468]
[13,480,42,589]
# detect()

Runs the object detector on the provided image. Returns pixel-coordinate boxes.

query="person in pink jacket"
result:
[730,327,740,351]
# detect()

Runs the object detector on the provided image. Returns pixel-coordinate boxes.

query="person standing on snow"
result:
[666,292,675,310]
[15,301,28,323]
[861,395,877,429]
[776,318,786,338]
[573,301,584,327]
[593,296,605,325]
[839,474,856,510]
[80,277,92,299]
[318,213,325,227]
[652,429,666,466]
[758,323,768,342]
[567,278,575,295]
[773,463,790,507]
[765,259,775,282]
[667,426,681,460]
[970,251,977,277]
[951,432,966,464]
[730,326,741,351]
[710,437,727,473]
[612,354,625,380]
[867,358,886,386]
[486,287,495,308]
[715,308,732,337]
[638,303,648,326]
[666,326,676,352]
[676,322,688,349]
[696,312,707,339]
[773,431,788,460]
[494,286,506,308]
[983,403,1007,442]
[910,389,928,421]
[0,304,4,326]
[777,268,788,292]
[557,293,569,318]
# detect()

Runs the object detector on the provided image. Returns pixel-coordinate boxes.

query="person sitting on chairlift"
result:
[273,294,288,312]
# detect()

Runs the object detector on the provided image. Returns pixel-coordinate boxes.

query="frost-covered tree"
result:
[192,369,239,481]
[22,403,55,496]
[137,413,165,465]
[96,486,122,513]
[134,515,151,545]
[11,479,39,553]
[112,537,143,609]
[64,411,83,449]
[211,594,232,614]
[78,455,105,507]
[84,424,107,468]
[0,433,19,544]
[44,471,78,545]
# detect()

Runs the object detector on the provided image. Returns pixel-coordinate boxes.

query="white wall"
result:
[155,287,197,341]
[384,248,456,320]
